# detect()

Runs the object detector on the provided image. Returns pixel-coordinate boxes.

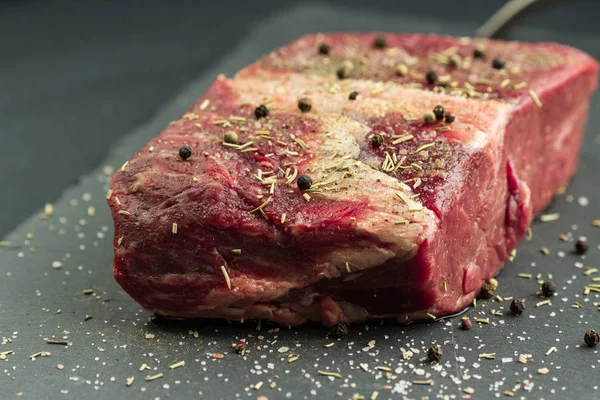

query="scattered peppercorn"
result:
[541,280,556,297]
[395,64,408,77]
[479,281,496,300]
[223,131,238,144]
[575,238,589,254]
[337,66,350,79]
[297,175,313,190]
[423,111,436,123]
[433,105,445,120]
[371,134,383,147]
[348,91,359,100]
[473,48,485,59]
[444,113,456,123]
[233,339,247,354]
[318,43,330,55]
[179,146,192,160]
[331,323,349,339]
[425,70,438,84]
[373,36,386,49]
[254,104,269,119]
[510,299,525,315]
[461,317,472,330]
[584,330,600,347]
[492,58,506,69]
[427,345,443,362]
[298,97,312,113]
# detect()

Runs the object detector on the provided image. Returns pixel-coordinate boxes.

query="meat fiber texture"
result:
[109,34,598,327]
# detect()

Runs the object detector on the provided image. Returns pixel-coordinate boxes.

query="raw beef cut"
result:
[108,34,597,326]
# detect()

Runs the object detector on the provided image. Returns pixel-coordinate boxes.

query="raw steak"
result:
[109,34,597,326]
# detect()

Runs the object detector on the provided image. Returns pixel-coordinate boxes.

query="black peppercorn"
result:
[461,317,472,330]
[371,134,383,147]
[541,280,556,297]
[348,91,359,100]
[336,66,350,80]
[492,58,506,70]
[298,97,312,113]
[479,281,496,300]
[510,299,525,315]
[444,113,455,123]
[433,105,445,120]
[473,48,485,59]
[331,323,349,339]
[179,146,192,160]
[254,104,269,119]
[318,43,330,55]
[575,238,589,254]
[427,345,443,362]
[373,36,386,49]
[297,175,313,190]
[584,330,600,347]
[425,70,438,84]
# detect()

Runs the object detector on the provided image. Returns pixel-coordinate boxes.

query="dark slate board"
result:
[1,4,599,400]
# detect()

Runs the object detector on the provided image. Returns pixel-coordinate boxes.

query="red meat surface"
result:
[109,34,597,326]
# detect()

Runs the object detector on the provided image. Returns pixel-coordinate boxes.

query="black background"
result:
[1,0,599,236]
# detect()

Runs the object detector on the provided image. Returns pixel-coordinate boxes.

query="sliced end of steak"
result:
[109,34,598,326]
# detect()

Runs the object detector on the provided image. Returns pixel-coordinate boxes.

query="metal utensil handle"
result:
[475,0,542,38]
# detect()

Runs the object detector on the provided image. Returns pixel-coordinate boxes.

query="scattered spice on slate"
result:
[348,91,359,100]
[298,97,312,113]
[492,58,506,69]
[461,317,472,330]
[510,299,525,315]
[584,330,599,347]
[145,373,163,382]
[542,280,556,297]
[427,345,443,362]
[169,360,185,370]
[44,339,68,345]
[425,70,438,84]
[433,105,445,120]
[234,339,247,355]
[179,146,192,160]
[297,175,313,190]
[473,48,485,59]
[423,111,436,123]
[373,36,386,49]
[331,322,349,338]
[223,131,238,145]
[575,238,589,254]
[254,104,269,119]
[371,134,384,147]
[318,43,330,55]
[444,113,455,123]
[479,281,496,299]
